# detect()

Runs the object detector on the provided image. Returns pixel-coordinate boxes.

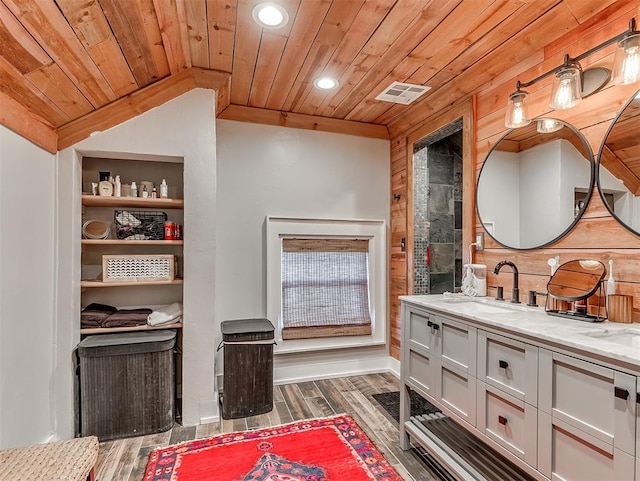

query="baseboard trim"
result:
[273,354,397,385]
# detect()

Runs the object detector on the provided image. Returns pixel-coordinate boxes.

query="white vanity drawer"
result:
[407,349,437,401]
[438,316,476,376]
[407,308,439,355]
[478,331,537,405]
[538,349,636,457]
[439,362,476,426]
[477,382,537,467]
[538,411,635,481]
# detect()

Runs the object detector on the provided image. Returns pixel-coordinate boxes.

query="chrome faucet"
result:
[494,260,520,303]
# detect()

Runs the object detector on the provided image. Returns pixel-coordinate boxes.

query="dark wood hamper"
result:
[78,330,176,441]
[220,318,274,419]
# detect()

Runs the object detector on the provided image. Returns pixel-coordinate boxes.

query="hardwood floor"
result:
[94,372,438,480]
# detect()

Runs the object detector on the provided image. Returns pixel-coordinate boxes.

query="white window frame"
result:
[266,216,387,354]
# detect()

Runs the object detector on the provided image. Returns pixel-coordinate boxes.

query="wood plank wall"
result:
[388,1,640,360]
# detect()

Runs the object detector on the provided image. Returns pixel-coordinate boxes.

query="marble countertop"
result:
[400,294,640,373]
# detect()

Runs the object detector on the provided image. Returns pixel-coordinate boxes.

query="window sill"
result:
[274,336,386,355]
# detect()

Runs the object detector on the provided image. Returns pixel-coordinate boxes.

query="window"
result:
[266,217,386,354]
[281,238,372,340]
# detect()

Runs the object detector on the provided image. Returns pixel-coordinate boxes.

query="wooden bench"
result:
[0,436,98,481]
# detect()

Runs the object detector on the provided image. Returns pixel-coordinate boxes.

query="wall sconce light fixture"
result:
[505,18,640,128]
[537,118,564,133]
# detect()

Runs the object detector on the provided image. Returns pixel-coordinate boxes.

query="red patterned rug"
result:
[144,414,403,480]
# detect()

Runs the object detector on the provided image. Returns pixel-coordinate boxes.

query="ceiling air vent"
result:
[375,81,431,105]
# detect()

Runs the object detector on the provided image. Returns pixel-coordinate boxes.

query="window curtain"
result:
[281,238,372,340]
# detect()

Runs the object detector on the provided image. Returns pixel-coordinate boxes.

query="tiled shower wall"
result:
[413,122,463,295]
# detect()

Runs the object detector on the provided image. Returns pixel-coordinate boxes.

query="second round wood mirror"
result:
[598,89,640,236]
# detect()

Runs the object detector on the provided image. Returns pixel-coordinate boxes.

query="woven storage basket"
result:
[102,254,176,282]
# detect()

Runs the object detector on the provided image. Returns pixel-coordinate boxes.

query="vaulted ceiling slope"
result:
[0,0,622,153]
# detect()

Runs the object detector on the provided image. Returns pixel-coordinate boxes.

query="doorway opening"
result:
[412,118,463,295]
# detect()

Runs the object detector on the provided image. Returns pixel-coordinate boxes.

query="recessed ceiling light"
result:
[313,77,339,90]
[252,3,289,29]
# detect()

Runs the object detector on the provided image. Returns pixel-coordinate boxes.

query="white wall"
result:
[56,89,218,435]
[520,141,562,248]
[599,164,638,229]
[215,120,392,382]
[0,126,56,448]
[559,138,592,217]
[477,150,520,246]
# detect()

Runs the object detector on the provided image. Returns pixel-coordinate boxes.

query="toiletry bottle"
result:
[151,185,157,198]
[98,178,113,196]
[607,259,616,295]
[114,175,121,197]
[142,185,149,198]
[160,179,168,198]
[130,181,138,198]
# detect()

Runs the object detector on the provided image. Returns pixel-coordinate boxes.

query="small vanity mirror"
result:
[477,120,594,249]
[597,89,640,235]
[546,259,607,322]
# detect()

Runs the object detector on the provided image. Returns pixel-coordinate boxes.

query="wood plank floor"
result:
[94,373,439,480]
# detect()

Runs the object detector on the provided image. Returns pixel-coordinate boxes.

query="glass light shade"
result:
[537,118,563,133]
[614,34,640,85]
[549,66,582,109]
[505,90,531,128]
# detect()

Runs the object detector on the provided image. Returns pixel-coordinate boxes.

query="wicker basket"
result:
[102,254,176,282]
[114,210,167,240]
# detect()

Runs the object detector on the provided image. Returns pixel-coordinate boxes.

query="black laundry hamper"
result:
[219,318,274,419]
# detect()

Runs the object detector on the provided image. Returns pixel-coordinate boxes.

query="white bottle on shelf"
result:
[114,175,121,197]
[160,179,168,198]
[130,181,138,198]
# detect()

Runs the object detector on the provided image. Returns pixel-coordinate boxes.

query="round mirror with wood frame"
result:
[597,89,640,236]
[476,120,594,250]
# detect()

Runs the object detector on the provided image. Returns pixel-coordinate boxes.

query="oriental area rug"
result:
[143,414,403,481]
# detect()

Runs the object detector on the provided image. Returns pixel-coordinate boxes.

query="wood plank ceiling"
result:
[0,0,622,152]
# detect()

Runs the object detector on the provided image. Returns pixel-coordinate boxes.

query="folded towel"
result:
[102,308,152,328]
[102,308,151,327]
[150,315,182,326]
[80,316,105,328]
[148,303,183,326]
[81,303,118,328]
[83,303,117,313]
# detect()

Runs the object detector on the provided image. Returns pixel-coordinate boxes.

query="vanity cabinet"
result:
[402,304,477,426]
[537,349,636,481]
[400,298,640,481]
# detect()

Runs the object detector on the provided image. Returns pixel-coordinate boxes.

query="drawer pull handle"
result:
[614,387,629,400]
[637,393,640,404]
[499,360,509,369]
[498,415,508,426]
[432,323,440,331]
[427,320,433,327]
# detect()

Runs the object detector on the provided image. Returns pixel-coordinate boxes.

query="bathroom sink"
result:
[579,329,640,347]
[463,302,519,315]
[442,293,537,314]
[472,297,537,313]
